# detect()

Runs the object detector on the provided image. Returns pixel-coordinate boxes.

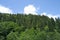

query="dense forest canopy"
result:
[0,13,60,40]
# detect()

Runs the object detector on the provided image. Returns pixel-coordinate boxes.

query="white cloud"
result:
[0,5,13,13]
[41,12,59,19]
[24,5,38,15]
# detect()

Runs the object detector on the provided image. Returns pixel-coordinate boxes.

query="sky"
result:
[0,0,60,18]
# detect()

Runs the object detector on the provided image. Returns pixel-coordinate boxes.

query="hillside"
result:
[0,13,60,40]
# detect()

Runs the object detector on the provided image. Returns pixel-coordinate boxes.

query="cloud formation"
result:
[0,5,13,13]
[23,5,59,19]
[41,12,59,19]
[24,5,38,15]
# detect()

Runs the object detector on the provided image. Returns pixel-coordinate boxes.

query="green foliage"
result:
[0,13,60,40]
[7,32,19,40]
[19,28,36,40]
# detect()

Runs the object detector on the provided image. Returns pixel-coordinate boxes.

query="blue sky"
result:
[0,0,60,18]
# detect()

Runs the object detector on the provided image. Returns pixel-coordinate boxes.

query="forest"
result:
[0,13,60,40]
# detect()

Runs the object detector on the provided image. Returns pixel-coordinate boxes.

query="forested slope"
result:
[0,13,60,40]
